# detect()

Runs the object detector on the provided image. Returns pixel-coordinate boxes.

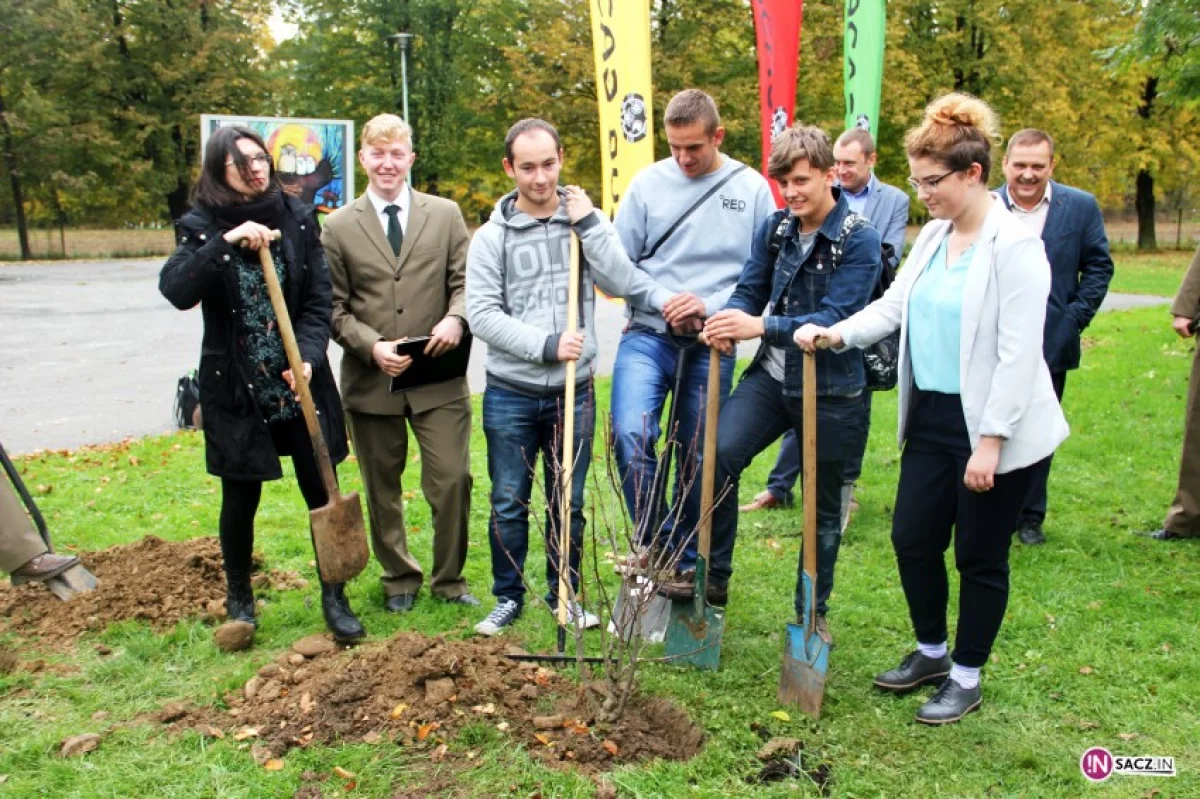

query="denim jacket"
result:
[725,189,882,398]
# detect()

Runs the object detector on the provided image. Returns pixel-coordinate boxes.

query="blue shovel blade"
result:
[777,573,828,717]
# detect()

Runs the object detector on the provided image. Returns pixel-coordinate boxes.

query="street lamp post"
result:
[389,32,415,185]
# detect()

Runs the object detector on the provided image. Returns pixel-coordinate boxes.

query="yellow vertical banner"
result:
[590,0,655,217]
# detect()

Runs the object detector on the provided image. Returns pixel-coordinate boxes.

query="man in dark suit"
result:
[323,114,478,611]
[998,128,1114,545]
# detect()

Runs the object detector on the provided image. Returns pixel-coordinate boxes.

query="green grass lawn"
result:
[2,305,1198,797]
[1109,250,1195,297]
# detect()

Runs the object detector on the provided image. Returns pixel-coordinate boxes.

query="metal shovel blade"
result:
[44,564,98,600]
[778,577,829,717]
[663,558,724,671]
[311,491,370,584]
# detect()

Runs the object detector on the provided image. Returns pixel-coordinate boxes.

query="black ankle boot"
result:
[225,571,257,626]
[320,581,365,642]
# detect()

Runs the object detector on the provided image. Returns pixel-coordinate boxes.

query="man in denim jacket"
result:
[685,125,882,644]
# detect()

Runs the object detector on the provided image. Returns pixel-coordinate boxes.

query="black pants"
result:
[891,389,1035,668]
[1017,370,1067,528]
[219,416,330,577]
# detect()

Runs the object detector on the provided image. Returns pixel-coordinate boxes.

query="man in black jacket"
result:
[998,129,1114,545]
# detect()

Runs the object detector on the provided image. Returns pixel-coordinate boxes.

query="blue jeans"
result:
[767,392,872,503]
[482,385,594,608]
[610,327,734,571]
[709,367,865,616]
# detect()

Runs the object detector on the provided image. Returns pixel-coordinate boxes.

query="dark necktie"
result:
[384,204,403,256]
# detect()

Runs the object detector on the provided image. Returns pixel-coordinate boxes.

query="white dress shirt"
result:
[366,183,412,239]
[1007,181,1052,236]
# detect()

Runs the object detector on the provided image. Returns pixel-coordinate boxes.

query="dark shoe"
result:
[1016,521,1046,545]
[815,614,832,646]
[706,581,728,607]
[1139,528,1195,541]
[10,552,79,583]
[224,571,257,627]
[656,568,696,599]
[321,582,366,642]
[385,592,417,614]
[442,592,481,607]
[874,650,951,694]
[916,679,982,725]
[739,491,786,513]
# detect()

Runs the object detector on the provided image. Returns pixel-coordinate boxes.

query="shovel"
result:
[662,345,725,670]
[259,239,369,585]
[0,441,98,600]
[552,231,583,659]
[778,349,829,717]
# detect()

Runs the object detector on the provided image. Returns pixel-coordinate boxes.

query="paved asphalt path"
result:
[1,258,763,454]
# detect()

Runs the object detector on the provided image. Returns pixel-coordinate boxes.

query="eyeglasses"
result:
[906,169,960,193]
[226,154,271,169]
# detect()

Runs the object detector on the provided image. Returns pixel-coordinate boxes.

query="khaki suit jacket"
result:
[1171,246,1200,319]
[323,190,470,415]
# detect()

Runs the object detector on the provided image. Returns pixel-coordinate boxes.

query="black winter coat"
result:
[159,194,349,481]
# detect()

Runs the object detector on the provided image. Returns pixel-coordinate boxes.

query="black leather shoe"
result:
[1139,528,1195,541]
[706,581,728,608]
[321,582,366,642]
[385,592,416,614]
[916,679,982,725]
[224,571,257,627]
[1016,521,1046,545]
[874,650,951,694]
[442,592,481,607]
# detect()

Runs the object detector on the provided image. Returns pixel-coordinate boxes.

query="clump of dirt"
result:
[165,631,704,772]
[0,536,276,645]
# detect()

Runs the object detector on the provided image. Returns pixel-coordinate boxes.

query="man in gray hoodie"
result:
[467,118,672,636]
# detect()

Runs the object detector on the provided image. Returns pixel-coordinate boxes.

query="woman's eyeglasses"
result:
[226,154,271,169]
[906,169,961,193]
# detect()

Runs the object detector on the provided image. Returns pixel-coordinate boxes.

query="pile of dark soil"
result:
[0,535,298,645]
[165,631,704,772]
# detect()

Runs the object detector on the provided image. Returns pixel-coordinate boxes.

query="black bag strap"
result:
[640,163,748,262]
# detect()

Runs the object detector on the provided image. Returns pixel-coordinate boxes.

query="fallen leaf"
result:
[233,727,259,741]
[1119,732,1139,741]
[417,721,440,742]
[0,775,8,783]
[1079,666,1094,675]
[1087,601,1102,610]
[263,759,284,771]
[129,456,140,466]
[391,703,409,719]
[769,710,791,722]
[250,745,272,765]
[60,733,101,758]
[471,702,496,715]
[602,739,619,756]
[333,766,356,780]
[362,730,383,745]
[196,724,225,740]
[1078,720,1100,730]
[496,722,511,732]
[534,733,554,747]
[300,693,316,715]
[431,743,449,763]
[1161,643,1171,653]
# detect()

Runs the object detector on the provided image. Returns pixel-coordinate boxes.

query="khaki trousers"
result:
[1164,344,1200,536]
[0,478,49,574]
[347,399,473,598]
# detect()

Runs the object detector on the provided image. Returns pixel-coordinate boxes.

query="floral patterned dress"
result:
[233,242,301,425]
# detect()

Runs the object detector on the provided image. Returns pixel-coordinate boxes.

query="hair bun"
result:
[924,92,1000,141]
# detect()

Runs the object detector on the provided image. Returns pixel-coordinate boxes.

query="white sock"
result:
[917,641,948,659]
[949,663,980,690]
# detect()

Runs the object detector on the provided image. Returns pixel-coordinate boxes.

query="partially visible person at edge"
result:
[795,93,1068,725]
[687,124,881,646]
[998,128,1113,546]
[159,125,364,647]
[1142,243,1200,543]
[466,118,674,637]
[610,89,774,584]
[742,127,909,527]
[0,478,79,583]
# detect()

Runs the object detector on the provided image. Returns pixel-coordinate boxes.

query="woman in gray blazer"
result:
[795,93,1068,725]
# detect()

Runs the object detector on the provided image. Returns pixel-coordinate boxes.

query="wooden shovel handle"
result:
[557,231,580,628]
[802,350,818,627]
[697,346,721,561]
[258,238,340,503]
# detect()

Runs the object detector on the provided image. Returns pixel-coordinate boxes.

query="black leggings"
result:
[218,417,330,576]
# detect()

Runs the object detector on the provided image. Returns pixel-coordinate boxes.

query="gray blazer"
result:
[833,198,1069,473]
[860,174,910,269]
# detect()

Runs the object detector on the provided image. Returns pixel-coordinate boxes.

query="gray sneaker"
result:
[474,598,521,636]
[554,601,601,630]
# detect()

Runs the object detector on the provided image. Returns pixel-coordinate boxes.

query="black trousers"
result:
[891,389,1036,668]
[219,416,330,577]
[1017,370,1068,528]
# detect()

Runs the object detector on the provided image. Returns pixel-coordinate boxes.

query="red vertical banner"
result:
[750,0,804,207]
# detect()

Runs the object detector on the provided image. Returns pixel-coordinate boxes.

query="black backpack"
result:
[768,211,899,391]
[173,370,201,429]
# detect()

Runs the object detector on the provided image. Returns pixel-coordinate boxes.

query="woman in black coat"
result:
[160,125,364,645]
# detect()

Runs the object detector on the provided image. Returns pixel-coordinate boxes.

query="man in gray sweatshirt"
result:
[467,118,671,636]
[611,89,775,578]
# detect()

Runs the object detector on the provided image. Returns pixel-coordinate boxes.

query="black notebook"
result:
[389,334,472,392]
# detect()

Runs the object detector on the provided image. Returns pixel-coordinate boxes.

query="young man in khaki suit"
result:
[323,114,478,613]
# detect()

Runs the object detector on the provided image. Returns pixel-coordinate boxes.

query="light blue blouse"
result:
[908,237,976,394]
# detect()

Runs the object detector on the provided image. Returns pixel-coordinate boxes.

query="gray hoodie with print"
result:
[467,189,672,396]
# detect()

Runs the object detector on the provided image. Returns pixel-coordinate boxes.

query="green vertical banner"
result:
[843,0,886,135]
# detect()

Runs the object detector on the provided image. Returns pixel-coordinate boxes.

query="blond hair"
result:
[361,114,413,148]
[904,93,1000,180]
[768,124,835,178]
